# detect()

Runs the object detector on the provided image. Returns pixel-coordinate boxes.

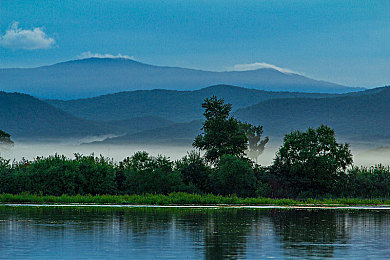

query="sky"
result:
[0,0,389,87]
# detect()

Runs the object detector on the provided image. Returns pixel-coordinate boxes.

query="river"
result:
[1,206,389,259]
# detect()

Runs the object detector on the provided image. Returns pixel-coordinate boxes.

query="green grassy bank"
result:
[1,192,390,206]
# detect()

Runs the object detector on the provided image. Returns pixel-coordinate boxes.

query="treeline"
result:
[1,96,390,199]
[0,151,389,199]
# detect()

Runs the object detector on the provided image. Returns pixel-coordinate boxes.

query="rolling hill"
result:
[3,84,390,144]
[0,92,175,139]
[234,86,390,141]
[0,57,362,99]
[89,120,203,146]
[88,85,390,146]
[47,85,338,122]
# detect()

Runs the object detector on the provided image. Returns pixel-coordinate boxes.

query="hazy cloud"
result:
[229,62,299,74]
[0,22,55,50]
[77,51,134,60]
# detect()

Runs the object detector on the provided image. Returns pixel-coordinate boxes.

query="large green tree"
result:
[193,96,248,164]
[271,125,352,197]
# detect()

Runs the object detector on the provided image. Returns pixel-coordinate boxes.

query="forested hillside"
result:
[47,85,336,122]
[235,86,390,140]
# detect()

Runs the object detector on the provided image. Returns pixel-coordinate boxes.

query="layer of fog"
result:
[1,143,389,167]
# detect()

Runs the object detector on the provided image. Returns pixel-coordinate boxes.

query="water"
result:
[1,206,389,259]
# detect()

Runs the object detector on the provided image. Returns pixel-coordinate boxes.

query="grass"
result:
[0,192,390,206]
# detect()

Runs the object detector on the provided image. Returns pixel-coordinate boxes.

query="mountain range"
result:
[235,86,390,140]
[0,58,362,99]
[0,91,173,140]
[2,84,390,146]
[0,57,388,147]
[89,85,390,146]
[47,84,337,122]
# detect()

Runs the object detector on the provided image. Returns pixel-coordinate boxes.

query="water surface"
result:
[1,206,389,259]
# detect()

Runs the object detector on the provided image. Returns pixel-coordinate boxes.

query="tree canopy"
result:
[271,125,353,197]
[193,96,248,163]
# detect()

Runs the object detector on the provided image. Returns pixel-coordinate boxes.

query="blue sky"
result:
[0,0,389,87]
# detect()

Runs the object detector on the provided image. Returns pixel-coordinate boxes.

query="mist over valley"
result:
[0,61,389,168]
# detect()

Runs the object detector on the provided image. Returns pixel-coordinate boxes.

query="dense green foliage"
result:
[271,125,353,197]
[0,148,389,199]
[193,96,248,163]
[175,151,211,193]
[342,165,390,198]
[211,155,256,197]
[118,152,185,194]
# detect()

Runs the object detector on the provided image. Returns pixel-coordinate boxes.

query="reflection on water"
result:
[0,206,389,259]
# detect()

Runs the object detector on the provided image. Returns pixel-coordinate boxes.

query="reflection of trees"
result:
[270,209,350,258]
[0,207,259,259]
[5,207,389,258]
[203,209,253,259]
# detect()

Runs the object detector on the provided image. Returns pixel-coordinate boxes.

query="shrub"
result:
[120,152,185,194]
[211,155,256,197]
[13,155,82,195]
[0,158,16,193]
[74,154,117,195]
[12,154,117,196]
[176,151,211,193]
[345,165,390,198]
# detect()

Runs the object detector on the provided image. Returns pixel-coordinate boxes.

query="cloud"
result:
[228,62,299,74]
[77,51,134,60]
[0,22,55,50]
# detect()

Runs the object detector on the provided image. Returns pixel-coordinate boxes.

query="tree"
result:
[271,125,353,197]
[193,96,248,164]
[242,123,269,163]
[0,130,14,156]
[176,151,211,193]
[211,154,257,197]
[0,130,14,145]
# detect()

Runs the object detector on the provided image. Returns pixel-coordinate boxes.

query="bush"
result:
[176,151,211,193]
[344,165,390,198]
[211,155,256,197]
[14,155,82,195]
[11,154,117,196]
[120,152,185,194]
[74,154,117,195]
[0,158,16,193]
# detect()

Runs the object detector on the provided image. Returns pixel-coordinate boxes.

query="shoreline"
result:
[2,203,390,210]
[1,193,390,207]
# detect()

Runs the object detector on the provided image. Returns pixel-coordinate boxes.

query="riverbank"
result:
[1,193,390,206]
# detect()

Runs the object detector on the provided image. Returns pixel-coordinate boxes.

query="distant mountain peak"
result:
[52,57,147,67]
[0,58,364,99]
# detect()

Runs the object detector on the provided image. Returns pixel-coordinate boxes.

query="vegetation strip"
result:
[2,98,390,199]
[0,193,390,207]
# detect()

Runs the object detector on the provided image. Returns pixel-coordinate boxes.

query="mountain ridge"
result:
[0,91,175,139]
[46,84,341,122]
[0,57,363,99]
